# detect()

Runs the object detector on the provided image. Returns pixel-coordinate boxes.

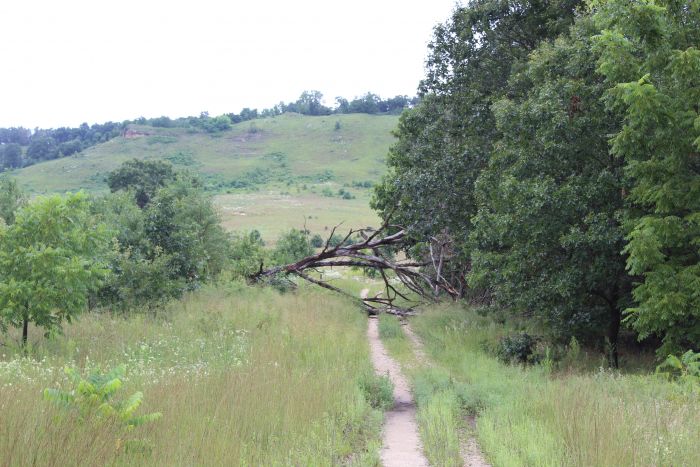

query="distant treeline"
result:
[0,123,123,170]
[134,91,417,129]
[0,90,415,171]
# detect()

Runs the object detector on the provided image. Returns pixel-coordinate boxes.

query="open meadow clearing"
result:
[215,190,379,244]
[0,286,388,466]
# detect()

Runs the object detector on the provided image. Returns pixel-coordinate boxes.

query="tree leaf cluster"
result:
[374,0,700,360]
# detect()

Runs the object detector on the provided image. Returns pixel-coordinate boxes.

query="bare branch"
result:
[248,220,462,316]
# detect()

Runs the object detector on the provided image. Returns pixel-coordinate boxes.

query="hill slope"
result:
[11,113,398,241]
[12,113,398,194]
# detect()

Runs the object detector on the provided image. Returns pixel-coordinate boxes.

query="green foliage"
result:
[495,333,540,365]
[271,229,313,265]
[26,135,59,162]
[0,143,23,169]
[373,0,700,359]
[656,350,700,387]
[230,230,267,279]
[470,13,630,366]
[107,158,176,208]
[44,365,162,428]
[0,176,26,225]
[196,115,233,133]
[373,0,582,252]
[593,0,700,354]
[143,176,230,281]
[309,234,324,248]
[0,192,110,342]
[95,162,230,310]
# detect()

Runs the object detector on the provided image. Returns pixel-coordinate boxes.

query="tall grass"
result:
[0,285,383,466]
[411,304,700,467]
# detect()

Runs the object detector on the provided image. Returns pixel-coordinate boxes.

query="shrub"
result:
[656,350,700,387]
[44,365,161,455]
[44,365,161,428]
[230,230,267,279]
[271,229,313,265]
[496,332,540,364]
[310,234,324,248]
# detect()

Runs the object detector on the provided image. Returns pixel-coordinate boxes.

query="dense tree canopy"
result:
[593,0,700,353]
[471,14,630,364]
[373,0,583,286]
[372,0,700,360]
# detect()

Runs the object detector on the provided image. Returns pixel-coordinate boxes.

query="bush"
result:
[271,229,313,265]
[44,365,161,454]
[496,332,540,364]
[310,234,324,248]
[230,230,267,279]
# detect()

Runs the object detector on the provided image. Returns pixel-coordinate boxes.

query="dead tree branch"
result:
[249,220,460,315]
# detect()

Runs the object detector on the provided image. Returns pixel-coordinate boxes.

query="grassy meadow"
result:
[215,191,380,245]
[0,285,387,466]
[380,305,700,467]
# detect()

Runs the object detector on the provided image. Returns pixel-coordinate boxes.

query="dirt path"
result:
[363,287,489,466]
[365,288,428,467]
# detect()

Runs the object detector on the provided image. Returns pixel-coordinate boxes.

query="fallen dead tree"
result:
[248,221,461,315]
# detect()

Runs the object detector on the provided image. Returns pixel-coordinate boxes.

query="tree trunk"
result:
[22,316,28,347]
[608,305,621,369]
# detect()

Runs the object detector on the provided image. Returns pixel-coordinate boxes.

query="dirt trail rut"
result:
[401,323,490,467]
[363,287,489,466]
[364,285,428,466]
[367,317,428,466]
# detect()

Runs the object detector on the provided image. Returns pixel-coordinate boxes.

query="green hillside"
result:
[12,113,398,194]
[10,113,397,241]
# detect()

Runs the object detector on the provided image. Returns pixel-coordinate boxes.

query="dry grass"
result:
[0,285,382,466]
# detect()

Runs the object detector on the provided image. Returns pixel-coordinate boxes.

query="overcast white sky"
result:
[0,0,458,128]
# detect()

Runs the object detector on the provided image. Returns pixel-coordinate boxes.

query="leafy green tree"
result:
[310,234,324,248]
[0,143,22,169]
[144,176,230,283]
[107,159,176,208]
[470,14,630,365]
[0,192,110,344]
[91,191,180,310]
[348,93,381,114]
[594,0,700,353]
[293,90,331,116]
[0,177,26,225]
[334,97,350,113]
[230,230,267,279]
[26,135,59,161]
[373,0,582,288]
[271,229,313,265]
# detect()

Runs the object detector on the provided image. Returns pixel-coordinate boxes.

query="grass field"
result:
[215,190,380,244]
[403,304,700,467]
[0,285,386,466]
